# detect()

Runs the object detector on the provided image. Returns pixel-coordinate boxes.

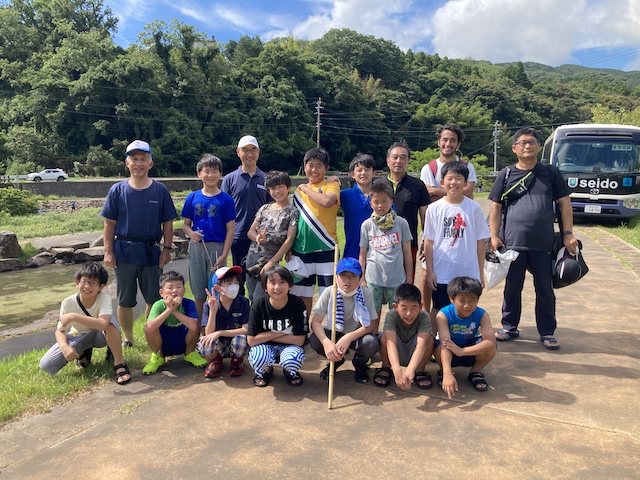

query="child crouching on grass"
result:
[247,266,308,387]
[39,262,131,385]
[142,271,208,375]
[196,266,249,378]
[435,276,496,399]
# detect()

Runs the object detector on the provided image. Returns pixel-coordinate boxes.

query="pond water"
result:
[0,264,82,332]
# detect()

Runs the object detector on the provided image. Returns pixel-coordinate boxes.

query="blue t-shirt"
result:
[440,303,486,346]
[201,296,250,329]
[181,190,236,243]
[101,180,177,265]
[340,185,373,259]
[221,167,271,239]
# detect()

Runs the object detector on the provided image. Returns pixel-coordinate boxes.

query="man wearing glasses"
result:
[488,128,577,350]
[222,135,271,297]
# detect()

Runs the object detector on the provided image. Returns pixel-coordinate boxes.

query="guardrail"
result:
[0,175,28,181]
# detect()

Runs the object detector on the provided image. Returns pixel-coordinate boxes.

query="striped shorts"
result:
[197,335,248,358]
[248,343,305,376]
[289,249,335,298]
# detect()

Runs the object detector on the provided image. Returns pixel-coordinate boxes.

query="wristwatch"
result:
[562,231,572,235]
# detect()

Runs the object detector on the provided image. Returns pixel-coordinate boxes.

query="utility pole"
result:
[492,121,500,173]
[315,97,323,148]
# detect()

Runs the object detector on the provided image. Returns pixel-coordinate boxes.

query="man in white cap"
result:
[101,140,177,347]
[221,135,271,297]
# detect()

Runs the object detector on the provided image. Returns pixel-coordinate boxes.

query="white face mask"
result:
[338,287,357,297]
[222,284,240,299]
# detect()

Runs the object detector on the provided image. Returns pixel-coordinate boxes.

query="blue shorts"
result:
[160,324,188,356]
[435,336,483,367]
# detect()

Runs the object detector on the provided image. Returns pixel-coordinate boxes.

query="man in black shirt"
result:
[488,128,578,350]
[376,141,431,284]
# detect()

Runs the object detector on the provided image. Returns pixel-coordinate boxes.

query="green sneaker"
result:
[184,351,207,368]
[142,352,165,375]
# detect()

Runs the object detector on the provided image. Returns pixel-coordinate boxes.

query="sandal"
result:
[122,341,133,348]
[373,367,392,388]
[113,363,132,385]
[415,371,433,390]
[495,329,519,342]
[253,367,273,387]
[437,370,443,388]
[204,356,223,379]
[467,371,489,392]
[283,369,304,387]
[319,359,345,380]
[76,348,93,368]
[540,336,560,350]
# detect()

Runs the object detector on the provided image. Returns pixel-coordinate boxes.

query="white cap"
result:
[237,135,259,149]
[126,140,151,155]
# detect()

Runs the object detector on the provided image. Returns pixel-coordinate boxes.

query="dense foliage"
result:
[0,187,39,216]
[1,0,640,177]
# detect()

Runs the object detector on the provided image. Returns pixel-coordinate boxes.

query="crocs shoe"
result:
[228,355,244,377]
[184,351,208,368]
[204,356,223,378]
[143,352,165,375]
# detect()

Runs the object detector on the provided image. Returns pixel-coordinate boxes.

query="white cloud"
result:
[289,0,432,50]
[430,0,640,67]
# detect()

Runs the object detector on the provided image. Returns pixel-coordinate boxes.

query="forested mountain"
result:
[1,0,639,177]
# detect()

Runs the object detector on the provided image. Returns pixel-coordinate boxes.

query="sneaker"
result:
[228,355,244,377]
[142,352,165,375]
[204,357,223,378]
[184,351,208,368]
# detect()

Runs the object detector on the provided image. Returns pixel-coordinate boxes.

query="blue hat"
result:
[336,257,362,276]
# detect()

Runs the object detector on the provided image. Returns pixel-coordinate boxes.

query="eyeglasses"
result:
[79,280,100,287]
[513,140,539,147]
[240,147,258,154]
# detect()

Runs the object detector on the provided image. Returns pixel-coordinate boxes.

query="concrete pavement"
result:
[1,213,639,479]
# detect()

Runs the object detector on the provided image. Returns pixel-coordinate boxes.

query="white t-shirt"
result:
[57,291,112,336]
[420,158,478,187]
[424,197,490,284]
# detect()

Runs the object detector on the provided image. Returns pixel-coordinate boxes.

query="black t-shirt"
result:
[247,294,309,346]
[376,175,431,248]
[488,162,570,252]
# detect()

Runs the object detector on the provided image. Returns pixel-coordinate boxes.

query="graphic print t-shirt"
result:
[424,197,490,284]
[247,294,308,346]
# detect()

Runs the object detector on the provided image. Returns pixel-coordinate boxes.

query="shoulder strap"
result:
[458,157,468,164]
[429,159,437,177]
[76,294,92,317]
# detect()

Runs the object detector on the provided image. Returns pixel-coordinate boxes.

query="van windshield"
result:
[553,138,640,174]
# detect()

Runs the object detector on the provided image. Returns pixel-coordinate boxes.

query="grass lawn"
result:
[595,215,640,249]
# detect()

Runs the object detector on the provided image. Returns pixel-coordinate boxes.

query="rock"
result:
[50,247,75,259]
[29,252,56,267]
[173,237,189,255]
[89,236,104,247]
[54,240,90,250]
[0,231,23,259]
[0,258,25,272]
[73,247,104,262]
[174,229,188,240]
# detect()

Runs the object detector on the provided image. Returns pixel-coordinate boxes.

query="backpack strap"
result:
[76,294,93,317]
[428,159,437,177]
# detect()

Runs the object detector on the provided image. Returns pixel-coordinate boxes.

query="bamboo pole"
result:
[327,244,340,409]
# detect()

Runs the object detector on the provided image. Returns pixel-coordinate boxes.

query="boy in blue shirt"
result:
[182,154,236,321]
[340,153,375,259]
[142,271,208,374]
[197,266,250,378]
[434,276,496,399]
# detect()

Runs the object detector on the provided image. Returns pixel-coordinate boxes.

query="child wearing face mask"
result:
[308,258,379,384]
[196,266,250,378]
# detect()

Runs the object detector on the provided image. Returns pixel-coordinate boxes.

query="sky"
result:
[104,0,640,72]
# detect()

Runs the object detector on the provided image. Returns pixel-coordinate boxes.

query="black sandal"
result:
[114,363,132,385]
[253,367,273,387]
[415,371,433,390]
[354,364,370,384]
[467,371,489,392]
[319,359,345,380]
[76,348,93,368]
[283,369,303,386]
[373,367,392,388]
